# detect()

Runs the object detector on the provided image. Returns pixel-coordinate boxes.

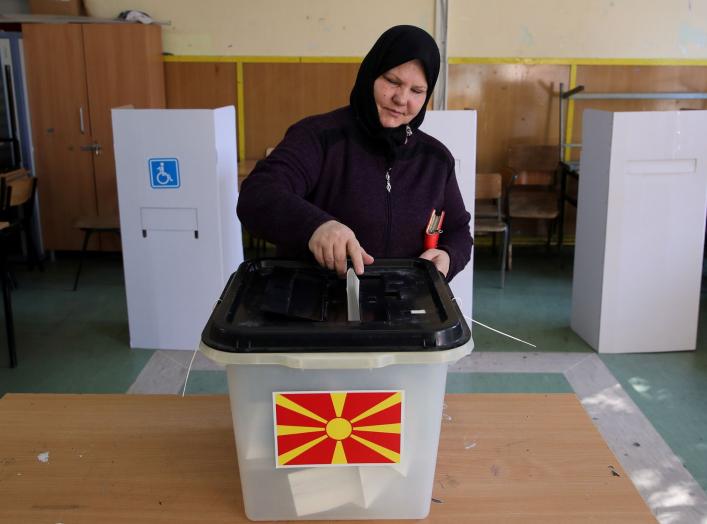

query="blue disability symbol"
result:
[149,158,180,188]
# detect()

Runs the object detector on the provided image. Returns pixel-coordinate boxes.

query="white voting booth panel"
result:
[420,111,477,320]
[571,110,707,353]
[112,106,243,351]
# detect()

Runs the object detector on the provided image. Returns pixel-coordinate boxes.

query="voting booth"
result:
[420,110,477,319]
[112,106,243,351]
[571,110,707,353]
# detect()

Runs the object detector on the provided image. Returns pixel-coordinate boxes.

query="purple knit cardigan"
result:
[237,106,472,281]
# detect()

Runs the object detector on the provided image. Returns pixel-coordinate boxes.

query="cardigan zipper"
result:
[384,167,392,256]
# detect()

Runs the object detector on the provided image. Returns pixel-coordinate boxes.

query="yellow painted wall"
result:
[84,0,707,59]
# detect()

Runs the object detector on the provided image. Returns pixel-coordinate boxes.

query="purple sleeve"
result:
[436,167,473,281]
[237,122,335,250]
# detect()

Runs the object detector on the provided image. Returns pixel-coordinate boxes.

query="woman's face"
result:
[373,59,428,128]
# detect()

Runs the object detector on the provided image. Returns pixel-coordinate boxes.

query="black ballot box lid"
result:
[201,258,471,353]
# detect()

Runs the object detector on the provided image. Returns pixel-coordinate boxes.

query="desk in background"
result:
[0,393,656,523]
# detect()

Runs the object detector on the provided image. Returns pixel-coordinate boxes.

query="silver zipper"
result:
[404,125,412,144]
[385,168,391,193]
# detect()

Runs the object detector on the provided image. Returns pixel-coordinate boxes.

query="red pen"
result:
[424,209,445,250]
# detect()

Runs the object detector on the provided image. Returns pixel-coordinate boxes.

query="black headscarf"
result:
[350,25,440,157]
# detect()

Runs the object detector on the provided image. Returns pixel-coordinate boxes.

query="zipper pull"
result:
[385,168,391,193]
[404,125,412,144]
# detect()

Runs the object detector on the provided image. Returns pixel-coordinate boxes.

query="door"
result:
[82,24,165,250]
[22,24,97,251]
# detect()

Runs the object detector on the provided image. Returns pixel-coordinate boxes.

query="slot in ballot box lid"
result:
[201,258,470,353]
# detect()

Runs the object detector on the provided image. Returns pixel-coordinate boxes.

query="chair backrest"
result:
[0,168,28,182]
[475,173,502,200]
[0,169,36,218]
[0,169,37,208]
[507,145,560,186]
[475,173,503,219]
[7,176,35,207]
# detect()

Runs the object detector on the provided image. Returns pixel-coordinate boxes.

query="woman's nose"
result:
[392,88,407,106]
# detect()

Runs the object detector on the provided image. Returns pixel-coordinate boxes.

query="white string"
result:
[181,348,199,397]
[468,318,537,348]
[452,296,537,348]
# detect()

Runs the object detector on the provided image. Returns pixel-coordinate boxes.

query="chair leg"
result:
[8,269,18,290]
[506,220,513,271]
[501,227,508,289]
[73,229,93,291]
[546,219,558,250]
[1,255,17,368]
[26,225,44,272]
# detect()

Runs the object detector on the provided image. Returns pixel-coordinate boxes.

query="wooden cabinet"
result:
[22,23,165,251]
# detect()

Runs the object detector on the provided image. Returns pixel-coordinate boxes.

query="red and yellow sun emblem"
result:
[273,390,403,467]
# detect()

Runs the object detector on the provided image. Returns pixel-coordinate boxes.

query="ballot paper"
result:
[242,403,272,460]
[287,467,365,517]
[357,439,411,508]
[357,466,401,508]
[346,268,360,321]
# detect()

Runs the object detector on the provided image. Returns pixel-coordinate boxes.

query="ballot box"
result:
[200,258,473,520]
[571,109,707,353]
[112,106,243,351]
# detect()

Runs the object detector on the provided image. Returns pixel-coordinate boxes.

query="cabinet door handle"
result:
[80,142,102,155]
[94,142,102,156]
[79,107,85,134]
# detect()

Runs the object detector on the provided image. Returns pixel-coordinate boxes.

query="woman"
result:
[237,25,472,280]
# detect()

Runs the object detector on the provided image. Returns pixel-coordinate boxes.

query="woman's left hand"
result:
[419,248,450,277]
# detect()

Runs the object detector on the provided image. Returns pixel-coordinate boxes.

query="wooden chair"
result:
[505,145,561,269]
[72,215,121,291]
[0,169,41,270]
[0,170,39,368]
[474,173,509,288]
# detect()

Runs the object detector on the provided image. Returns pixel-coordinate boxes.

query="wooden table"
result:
[0,393,656,523]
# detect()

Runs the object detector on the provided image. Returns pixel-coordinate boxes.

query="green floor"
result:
[600,306,707,490]
[1,247,706,492]
[472,246,593,352]
[0,254,153,392]
[445,372,573,393]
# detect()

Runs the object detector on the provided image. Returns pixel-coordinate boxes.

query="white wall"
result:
[84,0,435,56]
[448,0,707,59]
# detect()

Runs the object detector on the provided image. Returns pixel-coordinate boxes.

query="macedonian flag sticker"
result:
[273,390,404,468]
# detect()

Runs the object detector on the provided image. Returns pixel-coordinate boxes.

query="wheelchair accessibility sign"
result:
[148,158,180,189]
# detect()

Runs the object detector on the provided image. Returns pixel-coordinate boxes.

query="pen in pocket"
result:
[424,209,445,250]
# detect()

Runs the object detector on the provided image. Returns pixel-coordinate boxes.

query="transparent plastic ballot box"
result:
[200,258,473,521]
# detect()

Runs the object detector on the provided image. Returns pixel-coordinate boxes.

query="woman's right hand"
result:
[308,220,374,277]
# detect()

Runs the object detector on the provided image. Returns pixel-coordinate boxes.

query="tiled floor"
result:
[1,248,706,523]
